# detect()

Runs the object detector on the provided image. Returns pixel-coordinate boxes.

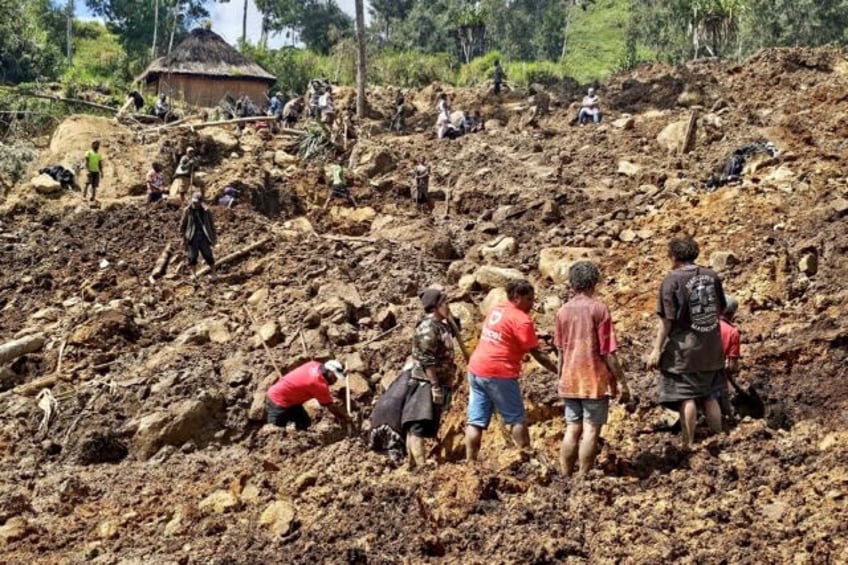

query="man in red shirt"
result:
[555,261,629,478]
[265,360,351,431]
[464,279,558,461]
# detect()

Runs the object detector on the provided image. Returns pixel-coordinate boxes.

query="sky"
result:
[74,1,370,49]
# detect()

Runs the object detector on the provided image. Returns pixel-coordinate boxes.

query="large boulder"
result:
[539,247,603,285]
[201,128,240,153]
[30,173,62,195]
[480,288,508,317]
[69,307,139,347]
[657,120,688,152]
[479,237,518,261]
[348,141,398,179]
[474,266,525,291]
[132,393,225,460]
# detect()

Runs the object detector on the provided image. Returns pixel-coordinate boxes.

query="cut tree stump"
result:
[681,109,699,155]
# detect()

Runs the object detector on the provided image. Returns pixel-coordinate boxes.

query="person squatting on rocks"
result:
[146,162,165,204]
[179,192,217,282]
[578,87,602,125]
[555,261,629,478]
[647,236,726,449]
[171,147,197,203]
[464,279,558,461]
[412,157,431,210]
[154,94,170,122]
[402,289,459,469]
[265,360,352,431]
[82,140,104,202]
[218,186,239,208]
[323,160,357,209]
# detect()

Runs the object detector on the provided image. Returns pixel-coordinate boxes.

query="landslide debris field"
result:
[2,48,848,563]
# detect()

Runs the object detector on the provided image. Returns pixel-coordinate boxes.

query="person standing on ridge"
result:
[82,140,104,202]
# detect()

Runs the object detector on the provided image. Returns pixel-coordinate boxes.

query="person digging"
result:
[265,360,352,431]
[179,192,217,282]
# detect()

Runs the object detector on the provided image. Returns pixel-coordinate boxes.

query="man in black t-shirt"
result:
[647,236,726,448]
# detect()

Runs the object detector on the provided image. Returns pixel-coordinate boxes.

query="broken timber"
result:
[197,237,273,275]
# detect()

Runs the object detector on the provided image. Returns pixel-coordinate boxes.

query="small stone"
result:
[831,197,848,218]
[259,500,296,537]
[255,321,282,347]
[375,307,397,331]
[457,274,478,293]
[710,251,739,271]
[617,160,641,177]
[342,352,367,374]
[248,288,269,307]
[611,116,635,130]
[479,236,518,261]
[541,200,561,222]
[294,471,318,493]
[207,320,231,344]
[0,516,32,545]
[477,221,499,235]
[618,229,637,243]
[199,490,240,514]
[798,253,818,276]
[98,519,120,539]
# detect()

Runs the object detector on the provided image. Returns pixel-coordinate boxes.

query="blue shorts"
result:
[564,398,610,426]
[466,373,525,428]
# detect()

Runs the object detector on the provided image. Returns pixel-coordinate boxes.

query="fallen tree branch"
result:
[15,91,117,113]
[0,334,45,365]
[197,237,273,275]
[162,116,305,134]
[145,113,204,132]
[149,243,173,282]
[362,325,399,346]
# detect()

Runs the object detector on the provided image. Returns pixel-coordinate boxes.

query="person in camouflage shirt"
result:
[401,288,459,469]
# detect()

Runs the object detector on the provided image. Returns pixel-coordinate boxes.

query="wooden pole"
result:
[196,237,273,276]
[243,305,283,378]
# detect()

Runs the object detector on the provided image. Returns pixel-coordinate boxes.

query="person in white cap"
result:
[578,87,602,126]
[265,360,352,431]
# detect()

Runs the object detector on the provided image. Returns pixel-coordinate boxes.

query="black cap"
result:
[419,288,446,311]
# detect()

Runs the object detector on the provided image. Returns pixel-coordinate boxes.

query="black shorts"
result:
[265,399,312,431]
[87,171,100,188]
[147,191,163,203]
[187,236,214,267]
[403,420,438,439]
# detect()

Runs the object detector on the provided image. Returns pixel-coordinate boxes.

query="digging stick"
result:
[243,305,284,378]
[445,316,470,363]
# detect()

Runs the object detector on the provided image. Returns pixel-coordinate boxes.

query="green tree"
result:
[740,0,848,51]
[0,0,64,83]
[85,0,208,59]
[368,0,414,42]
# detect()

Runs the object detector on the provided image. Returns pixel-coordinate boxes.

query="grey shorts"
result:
[564,398,610,425]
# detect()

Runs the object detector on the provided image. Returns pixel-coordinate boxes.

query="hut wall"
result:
[147,74,272,107]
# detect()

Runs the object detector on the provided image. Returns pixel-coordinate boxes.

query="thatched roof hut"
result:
[137,28,276,108]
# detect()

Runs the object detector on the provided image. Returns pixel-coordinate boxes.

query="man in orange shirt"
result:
[464,279,558,461]
[555,261,629,478]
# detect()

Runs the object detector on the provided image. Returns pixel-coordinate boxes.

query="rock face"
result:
[474,266,525,291]
[348,141,398,179]
[132,393,225,460]
[538,247,603,284]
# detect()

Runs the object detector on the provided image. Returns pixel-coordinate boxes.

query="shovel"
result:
[727,372,765,419]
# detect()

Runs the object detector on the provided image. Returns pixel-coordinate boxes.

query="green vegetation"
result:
[61,21,132,97]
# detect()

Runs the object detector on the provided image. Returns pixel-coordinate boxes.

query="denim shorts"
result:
[466,373,526,428]
[564,398,610,425]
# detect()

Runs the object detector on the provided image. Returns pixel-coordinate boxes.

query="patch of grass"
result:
[62,21,130,97]
[562,0,631,83]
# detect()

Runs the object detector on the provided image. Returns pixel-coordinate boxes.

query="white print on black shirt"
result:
[686,274,720,332]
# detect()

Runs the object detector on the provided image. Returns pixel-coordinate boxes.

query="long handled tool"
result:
[243,305,284,377]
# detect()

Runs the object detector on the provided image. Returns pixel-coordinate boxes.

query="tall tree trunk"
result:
[152,0,160,58]
[241,0,248,44]
[168,4,178,54]
[354,0,367,119]
[66,0,73,67]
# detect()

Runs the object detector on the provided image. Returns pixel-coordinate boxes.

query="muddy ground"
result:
[1,47,847,563]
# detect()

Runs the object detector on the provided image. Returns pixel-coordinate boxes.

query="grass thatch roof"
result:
[138,28,275,82]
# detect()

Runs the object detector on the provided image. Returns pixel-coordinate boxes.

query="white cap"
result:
[323,360,345,380]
